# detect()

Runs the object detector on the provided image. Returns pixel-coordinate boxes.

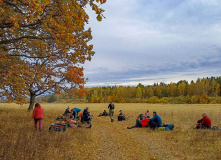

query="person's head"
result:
[104,110,106,112]
[146,110,149,113]
[110,101,112,104]
[119,110,122,113]
[86,107,89,110]
[70,115,74,119]
[202,113,207,118]
[153,111,157,116]
[35,103,40,108]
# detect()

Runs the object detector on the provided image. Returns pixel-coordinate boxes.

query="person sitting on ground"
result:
[145,110,150,118]
[81,107,92,123]
[118,110,126,121]
[98,110,109,117]
[127,115,149,129]
[196,113,211,129]
[81,107,92,128]
[64,106,71,116]
[72,108,81,119]
[149,111,162,129]
[68,116,80,128]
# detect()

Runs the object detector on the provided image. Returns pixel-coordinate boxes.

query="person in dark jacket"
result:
[32,103,43,131]
[149,111,162,129]
[127,116,149,129]
[196,113,211,129]
[108,102,115,122]
[98,110,109,117]
[64,106,71,116]
[118,110,126,121]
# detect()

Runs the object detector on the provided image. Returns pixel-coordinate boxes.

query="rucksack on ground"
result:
[49,123,66,132]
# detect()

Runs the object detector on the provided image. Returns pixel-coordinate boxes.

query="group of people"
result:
[127,111,162,129]
[32,102,213,131]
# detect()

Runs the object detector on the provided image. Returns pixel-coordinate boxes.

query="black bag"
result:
[49,123,66,132]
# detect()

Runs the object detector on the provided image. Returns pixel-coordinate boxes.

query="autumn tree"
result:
[0,0,107,110]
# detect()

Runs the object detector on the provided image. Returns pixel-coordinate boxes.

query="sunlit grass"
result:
[0,103,220,160]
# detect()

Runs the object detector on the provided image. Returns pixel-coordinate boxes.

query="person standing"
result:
[108,102,115,122]
[32,103,43,131]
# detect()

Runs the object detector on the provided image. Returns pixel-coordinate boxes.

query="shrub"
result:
[148,96,159,103]
[200,94,209,104]
[191,95,200,104]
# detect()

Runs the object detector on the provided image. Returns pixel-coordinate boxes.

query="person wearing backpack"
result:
[108,102,115,122]
[32,103,43,131]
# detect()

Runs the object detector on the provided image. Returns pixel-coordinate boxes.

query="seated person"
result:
[127,115,149,129]
[81,107,92,123]
[145,110,150,118]
[98,110,109,117]
[72,108,81,119]
[149,111,162,129]
[196,113,211,129]
[118,110,126,121]
[68,116,80,128]
[64,106,71,116]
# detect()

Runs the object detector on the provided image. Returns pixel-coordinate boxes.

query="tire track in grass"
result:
[91,115,179,160]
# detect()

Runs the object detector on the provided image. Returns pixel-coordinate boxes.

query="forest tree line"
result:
[36,76,221,104]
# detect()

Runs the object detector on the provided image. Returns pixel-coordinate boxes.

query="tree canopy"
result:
[0,0,107,110]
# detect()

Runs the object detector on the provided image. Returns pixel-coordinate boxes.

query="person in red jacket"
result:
[196,113,211,129]
[32,103,43,131]
[127,115,149,129]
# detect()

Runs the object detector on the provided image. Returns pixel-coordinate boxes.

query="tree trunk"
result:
[27,92,36,111]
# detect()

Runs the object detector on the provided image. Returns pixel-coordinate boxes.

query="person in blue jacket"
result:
[72,108,81,119]
[149,111,162,129]
[64,106,71,116]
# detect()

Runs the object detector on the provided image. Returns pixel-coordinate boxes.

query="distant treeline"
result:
[36,76,221,104]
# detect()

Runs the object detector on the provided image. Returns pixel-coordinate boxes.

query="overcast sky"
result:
[83,0,221,87]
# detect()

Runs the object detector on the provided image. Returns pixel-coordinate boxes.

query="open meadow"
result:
[0,103,221,160]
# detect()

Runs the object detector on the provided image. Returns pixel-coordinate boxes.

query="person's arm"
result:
[150,115,156,121]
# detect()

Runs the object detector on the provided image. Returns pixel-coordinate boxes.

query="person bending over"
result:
[196,113,211,129]
[127,116,149,129]
[149,111,162,129]
[72,108,81,119]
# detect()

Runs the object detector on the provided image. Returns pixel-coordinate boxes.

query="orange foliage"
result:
[0,0,107,108]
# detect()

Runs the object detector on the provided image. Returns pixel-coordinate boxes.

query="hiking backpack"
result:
[49,123,66,132]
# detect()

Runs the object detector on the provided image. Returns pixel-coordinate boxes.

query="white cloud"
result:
[83,0,221,87]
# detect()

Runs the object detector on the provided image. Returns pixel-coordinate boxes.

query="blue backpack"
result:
[163,124,174,130]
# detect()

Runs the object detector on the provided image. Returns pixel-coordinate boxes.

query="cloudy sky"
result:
[83,0,221,87]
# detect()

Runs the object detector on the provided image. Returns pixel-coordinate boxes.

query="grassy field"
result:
[0,103,221,160]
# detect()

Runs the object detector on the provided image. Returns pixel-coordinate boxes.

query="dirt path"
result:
[91,116,181,160]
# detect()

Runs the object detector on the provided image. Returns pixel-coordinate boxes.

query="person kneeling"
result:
[196,113,211,129]
[127,116,149,129]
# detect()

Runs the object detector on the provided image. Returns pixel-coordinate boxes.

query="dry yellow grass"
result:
[0,103,221,160]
